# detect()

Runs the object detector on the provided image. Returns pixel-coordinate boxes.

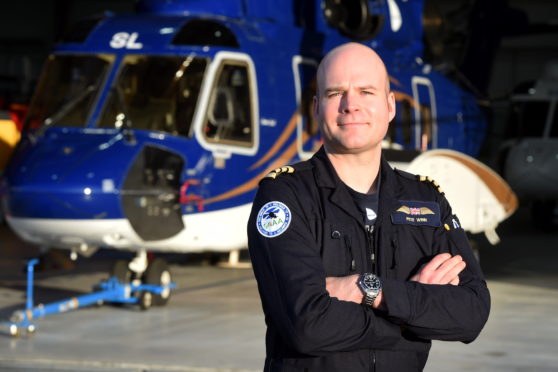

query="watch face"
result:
[363,274,381,290]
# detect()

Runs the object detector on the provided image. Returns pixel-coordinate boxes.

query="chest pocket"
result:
[320,221,356,277]
[390,224,437,280]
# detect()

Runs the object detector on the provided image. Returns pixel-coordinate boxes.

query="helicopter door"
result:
[293,56,319,159]
[196,51,258,165]
[411,76,438,150]
[121,145,185,241]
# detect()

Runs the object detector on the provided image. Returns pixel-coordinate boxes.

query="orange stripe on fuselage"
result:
[204,139,301,205]
[390,76,403,88]
[393,90,419,109]
[248,111,298,171]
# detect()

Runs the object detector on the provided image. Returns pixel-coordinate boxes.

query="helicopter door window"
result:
[207,87,234,139]
[97,55,208,137]
[412,77,437,150]
[203,63,253,146]
[401,99,413,146]
[420,103,432,147]
[389,98,413,147]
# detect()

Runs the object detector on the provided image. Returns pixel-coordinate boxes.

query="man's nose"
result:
[340,91,360,113]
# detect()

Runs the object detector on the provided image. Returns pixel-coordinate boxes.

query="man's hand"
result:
[326,274,362,303]
[410,253,466,285]
[325,274,384,309]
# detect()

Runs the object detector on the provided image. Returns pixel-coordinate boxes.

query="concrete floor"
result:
[0,205,557,372]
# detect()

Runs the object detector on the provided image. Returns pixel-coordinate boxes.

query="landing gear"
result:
[143,258,172,306]
[109,252,173,309]
[139,291,153,310]
[111,260,133,283]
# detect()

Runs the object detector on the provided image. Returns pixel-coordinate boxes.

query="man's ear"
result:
[313,95,319,118]
[387,92,396,122]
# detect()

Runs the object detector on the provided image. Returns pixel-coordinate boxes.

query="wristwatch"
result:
[358,273,382,306]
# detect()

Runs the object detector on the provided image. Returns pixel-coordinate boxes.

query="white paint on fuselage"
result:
[387,0,402,32]
[7,203,252,254]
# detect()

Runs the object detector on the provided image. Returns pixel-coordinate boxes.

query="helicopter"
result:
[1,0,516,306]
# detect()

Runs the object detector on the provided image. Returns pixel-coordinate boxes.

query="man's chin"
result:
[326,141,381,155]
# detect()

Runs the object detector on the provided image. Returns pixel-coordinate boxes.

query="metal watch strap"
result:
[363,291,376,306]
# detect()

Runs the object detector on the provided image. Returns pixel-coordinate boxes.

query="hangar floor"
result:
[0,205,557,372]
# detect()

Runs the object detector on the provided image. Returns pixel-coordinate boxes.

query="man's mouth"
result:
[338,122,368,126]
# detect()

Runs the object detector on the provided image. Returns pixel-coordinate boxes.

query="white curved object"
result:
[405,149,518,244]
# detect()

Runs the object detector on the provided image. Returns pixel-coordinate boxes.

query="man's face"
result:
[314,46,395,155]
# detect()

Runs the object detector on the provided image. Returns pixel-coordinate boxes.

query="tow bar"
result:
[3,259,176,337]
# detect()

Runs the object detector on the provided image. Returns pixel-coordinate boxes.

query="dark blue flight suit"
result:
[248,147,490,372]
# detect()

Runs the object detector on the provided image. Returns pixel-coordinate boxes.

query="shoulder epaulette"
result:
[417,175,445,195]
[265,166,295,179]
[394,168,445,195]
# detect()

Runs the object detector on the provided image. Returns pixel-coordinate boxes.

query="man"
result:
[248,42,490,372]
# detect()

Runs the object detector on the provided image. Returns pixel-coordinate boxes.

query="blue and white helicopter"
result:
[1,0,517,304]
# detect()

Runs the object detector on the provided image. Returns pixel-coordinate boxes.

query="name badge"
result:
[391,200,441,227]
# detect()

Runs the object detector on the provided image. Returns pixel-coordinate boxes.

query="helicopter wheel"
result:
[139,291,153,311]
[9,324,19,337]
[111,260,133,284]
[143,258,172,306]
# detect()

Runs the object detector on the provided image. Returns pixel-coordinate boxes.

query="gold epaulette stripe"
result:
[265,166,295,179]
[417,174,445,195]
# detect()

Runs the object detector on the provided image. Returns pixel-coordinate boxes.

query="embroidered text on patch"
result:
[392,200,441,227]
[256,201,292,237]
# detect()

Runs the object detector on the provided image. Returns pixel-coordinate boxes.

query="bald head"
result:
[316,42,391,98]
[312,42,396,157]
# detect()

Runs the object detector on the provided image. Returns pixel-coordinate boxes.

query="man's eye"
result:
[327,92,342,98]
[362,90,374,95]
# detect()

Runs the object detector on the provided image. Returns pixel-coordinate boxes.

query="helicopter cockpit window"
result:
[203,63,253,146]
[97,55,208,137]
[24,54,112,130]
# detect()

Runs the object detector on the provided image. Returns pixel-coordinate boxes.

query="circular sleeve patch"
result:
[256,201,292,238]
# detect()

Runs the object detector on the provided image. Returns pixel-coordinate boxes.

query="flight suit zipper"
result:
[365,224,376,273]
[365,224,377,372]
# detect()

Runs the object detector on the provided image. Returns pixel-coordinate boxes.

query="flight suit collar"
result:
[377,155,405,227]
[311,147,339,189]
[310,147,404,227]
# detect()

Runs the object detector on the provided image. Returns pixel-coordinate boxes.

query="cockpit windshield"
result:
[24,54,112,129]
[97,55,208,137]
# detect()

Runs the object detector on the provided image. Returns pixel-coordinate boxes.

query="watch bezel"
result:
[361,274,381,291]
[359,273,381,306]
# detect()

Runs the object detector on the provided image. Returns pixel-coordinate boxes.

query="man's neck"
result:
[326,147,381,194]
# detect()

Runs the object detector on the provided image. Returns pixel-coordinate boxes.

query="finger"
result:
[439,261,466,284]
[414,255,452,284]
[427,256,463,284]
[450,276,460,286]
[422,253,452,273]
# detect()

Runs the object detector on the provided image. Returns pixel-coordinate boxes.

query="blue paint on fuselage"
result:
[3,0,485,228]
